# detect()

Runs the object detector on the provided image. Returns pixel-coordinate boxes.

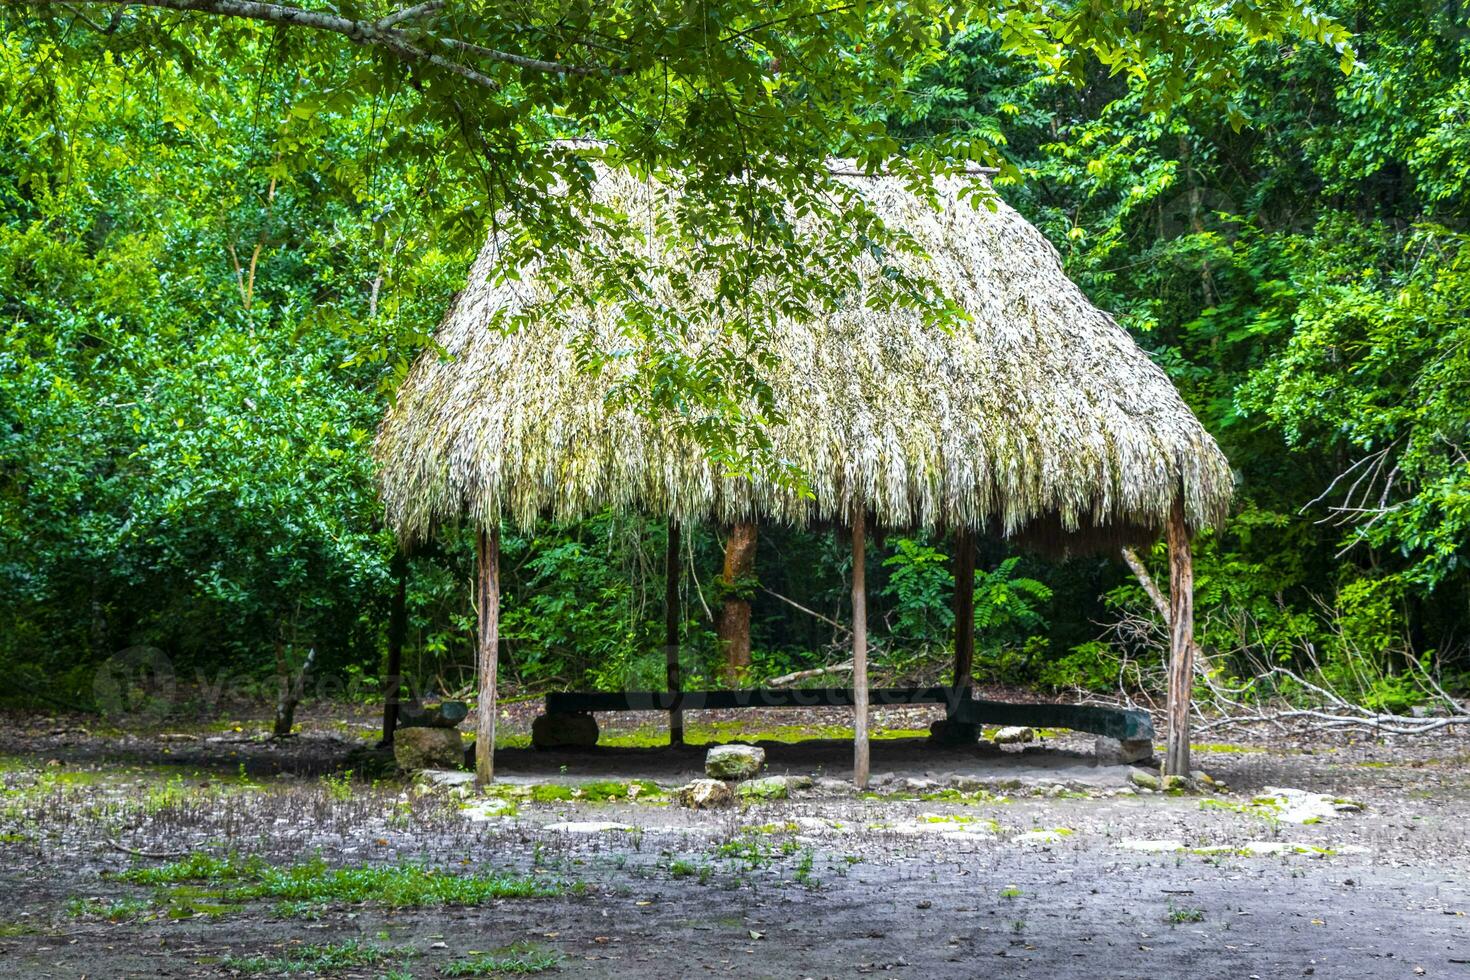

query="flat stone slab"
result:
[1116,839,1185,853]
[1258,786,1364,824]
[543,821,635,833]
[888,816,998,837]
[794,817,849,834]
[461,799,516,821]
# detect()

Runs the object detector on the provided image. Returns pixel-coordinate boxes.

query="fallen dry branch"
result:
[1195,665,1469,736]
[767,661,853,687]
[107,838,186,859]
[760,587,850,636]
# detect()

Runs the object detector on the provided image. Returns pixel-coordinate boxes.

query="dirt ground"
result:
[2,702,1467,979]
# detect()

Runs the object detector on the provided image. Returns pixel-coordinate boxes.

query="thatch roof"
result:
[376,167,1233,552]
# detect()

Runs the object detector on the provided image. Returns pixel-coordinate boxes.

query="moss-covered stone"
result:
[676,779,734,809]
[735,775,793,799]
[736,775,804,801]
[705,744,764,780]
[1128,769,1160,791]
[392,727,463,771]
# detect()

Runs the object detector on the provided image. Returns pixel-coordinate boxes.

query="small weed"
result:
[143,774,188,813]
[716,836,770,870]
[793,849,818,890]
[669,859,698,878]
[1166,902,1206,924]
[1000,885,1022,900]
[320,770,354,802]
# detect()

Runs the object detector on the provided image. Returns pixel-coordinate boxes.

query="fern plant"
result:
[973,557,1053,633]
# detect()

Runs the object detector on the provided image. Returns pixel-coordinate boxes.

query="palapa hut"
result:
[375,164,1234,787]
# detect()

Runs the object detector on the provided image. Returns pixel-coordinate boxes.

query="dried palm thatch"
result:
[376,166,1232,553]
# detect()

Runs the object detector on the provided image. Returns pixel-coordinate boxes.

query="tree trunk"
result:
[851,500,869,789]
[1165,499,1196,777]
[475,527,501,788]
[665,520,683,745]
[717,521,758,684]
[952,527,975,690]
[272,639,315,737]
[272,637,293,736]
[380,551,408,747]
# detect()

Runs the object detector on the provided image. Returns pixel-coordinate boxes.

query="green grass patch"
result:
[1190,743,1265,754]
[222,939,414,975]
[1200,797,1284,822]
[442,943,561,976]
[916,788,1012,804]
[116,852,248,886]
[525,779,662,803]
[65,896,152,921]
[116,854,563,907]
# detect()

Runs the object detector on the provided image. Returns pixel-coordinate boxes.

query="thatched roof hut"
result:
[376,168,1232,554]
[376,164,1231,786]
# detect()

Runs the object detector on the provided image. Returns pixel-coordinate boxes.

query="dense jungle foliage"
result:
[0,1,1465,716]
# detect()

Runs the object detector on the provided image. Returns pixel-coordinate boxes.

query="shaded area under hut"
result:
[375,162,1233,786]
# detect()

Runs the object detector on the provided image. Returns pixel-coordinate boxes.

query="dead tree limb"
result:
[767,661,853,687]
[1121,546,1170,624]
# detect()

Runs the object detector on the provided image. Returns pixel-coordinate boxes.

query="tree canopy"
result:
[2,0,1465,717]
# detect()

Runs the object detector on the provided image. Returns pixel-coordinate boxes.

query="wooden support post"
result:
[851,500,869,789]
[475,526,501,789]
[1165,498,1195,778]
[952,527,975,691]
[380,550,407,747]
[665,520,683,746]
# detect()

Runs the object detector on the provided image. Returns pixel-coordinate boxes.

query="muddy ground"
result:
[2,702,1467,979]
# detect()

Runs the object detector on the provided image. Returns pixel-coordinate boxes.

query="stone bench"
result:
[538,687,1153,760]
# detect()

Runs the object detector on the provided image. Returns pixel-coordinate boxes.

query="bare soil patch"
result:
[1,705,1466,978]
